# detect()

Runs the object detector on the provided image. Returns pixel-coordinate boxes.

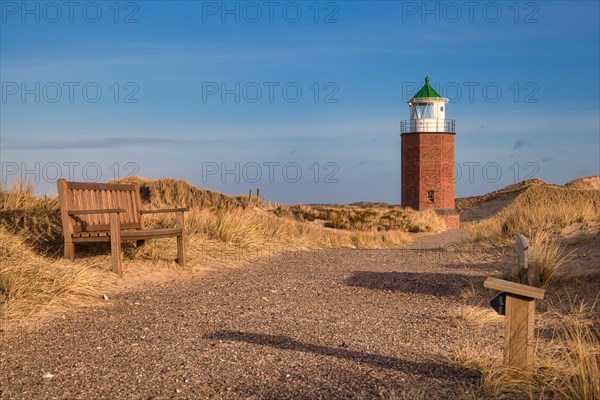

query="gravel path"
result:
[1,230,503,399]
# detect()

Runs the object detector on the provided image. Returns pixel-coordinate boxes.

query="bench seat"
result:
[72,228,183,242]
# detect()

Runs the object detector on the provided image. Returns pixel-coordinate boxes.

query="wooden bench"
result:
[57,179,187,275]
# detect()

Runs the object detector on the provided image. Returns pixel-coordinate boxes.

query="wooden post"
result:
[109,212,123,276]
[248,189,252,202]
[57,179,75,261]
[256,188,260,203]
[176,211,186,267]
[516,234,541,287]
[484,277,545,372]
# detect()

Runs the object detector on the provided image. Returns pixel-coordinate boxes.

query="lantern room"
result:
[401,76,454,134]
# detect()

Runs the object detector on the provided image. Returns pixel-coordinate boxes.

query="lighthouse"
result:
[401,76,460,228]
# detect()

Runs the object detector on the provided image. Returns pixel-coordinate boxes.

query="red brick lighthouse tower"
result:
[401,76,459,228]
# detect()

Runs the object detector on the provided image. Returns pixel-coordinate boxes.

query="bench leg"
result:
[64,240,75,261]
[176,211,186,267]
[176,235,185,266]
[109,213,123,276]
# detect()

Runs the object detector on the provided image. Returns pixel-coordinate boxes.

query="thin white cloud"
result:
[4,136,205,150]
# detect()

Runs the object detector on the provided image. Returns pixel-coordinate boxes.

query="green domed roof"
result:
[412,76,442,99]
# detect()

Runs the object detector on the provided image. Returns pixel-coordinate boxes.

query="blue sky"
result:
[1,1,599,203]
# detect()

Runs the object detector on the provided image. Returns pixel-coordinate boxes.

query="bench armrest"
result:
[140,208,188,214]
[68,209,125,215]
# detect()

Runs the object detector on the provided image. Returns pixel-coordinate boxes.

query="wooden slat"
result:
[86,190,94,224]
[128,192,137,225]
[86,190,97,225]
[80,189,92,227]
[72,236,110,243]
[73,222,140,233]
[122,190,130,224]
[92,190,101,225]
[123,190,133,224]
[129,190,137,224]
[90,190,98,221]
[84,190,93,227]
[484,277,545,300]
[78,189,87,221]
[76,232,107,238]
[108,190,116,221]
[115,190,125,224]
[141,208,189,214]
[121,228,182,240]
[135,184,144,230]
[72,189,83,231]
[132,190,141,225]
[67,181,137,191]
[94,189,104,225]
[99,189,108,225]
[111,190,118,221]
[72,189,80,210]
[120,190,128,224]
[68,209,125,215]
[127,191,135,224]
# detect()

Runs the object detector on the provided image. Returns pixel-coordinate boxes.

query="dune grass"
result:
[446,304,504,325]
[464,184,597,288]
[276,204,446,233]
[528,229,573,288]
[0,181,63,255]
[125,178,420,256]
[467,185,600,246]
[0,226,111,324]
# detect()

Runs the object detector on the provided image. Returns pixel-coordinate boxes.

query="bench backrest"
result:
[57,179,143,234]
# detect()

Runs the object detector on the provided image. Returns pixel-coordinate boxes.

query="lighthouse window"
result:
[440,106,444,112]
[427,191,435,201]
[415,104,434,119]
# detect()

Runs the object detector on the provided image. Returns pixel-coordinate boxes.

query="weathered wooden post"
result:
[516,233,541,287]
[484,277,545,371]
[248,189,252,202]
[256,188,260,203]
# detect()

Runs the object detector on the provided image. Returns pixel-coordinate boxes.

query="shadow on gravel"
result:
[345,271,486,297]
[204,331,479,380]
